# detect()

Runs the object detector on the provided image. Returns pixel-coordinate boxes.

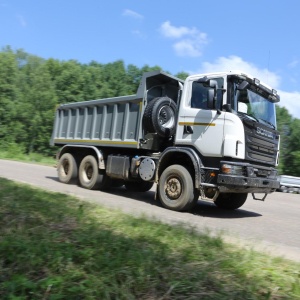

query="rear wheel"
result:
[78,155,102,190]
[57,153,78,184]
[214,193,247,210]
[158,165,196,211]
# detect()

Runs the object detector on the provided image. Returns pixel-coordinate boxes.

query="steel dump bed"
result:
[50,71,182,149]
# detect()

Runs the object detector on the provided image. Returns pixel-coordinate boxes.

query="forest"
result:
[0,46,298,176]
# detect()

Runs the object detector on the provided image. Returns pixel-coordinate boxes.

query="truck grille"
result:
[243,120,279,166]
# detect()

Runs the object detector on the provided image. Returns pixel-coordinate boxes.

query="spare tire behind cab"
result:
[143,97,177,138]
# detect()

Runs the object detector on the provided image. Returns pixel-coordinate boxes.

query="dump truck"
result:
[50,70,280,211]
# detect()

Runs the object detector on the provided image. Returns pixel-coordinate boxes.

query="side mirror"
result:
[206,80,219,109]
[207,89,215,109]
[197,77,222,112]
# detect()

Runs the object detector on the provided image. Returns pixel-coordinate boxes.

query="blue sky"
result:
[1,0,300,118]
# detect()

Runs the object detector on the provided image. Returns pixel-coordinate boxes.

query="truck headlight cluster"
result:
[221,164,245,176]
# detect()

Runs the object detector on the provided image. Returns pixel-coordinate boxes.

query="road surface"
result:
[0,159,299,262]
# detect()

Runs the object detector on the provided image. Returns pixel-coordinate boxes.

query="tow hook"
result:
[252,193,267,201]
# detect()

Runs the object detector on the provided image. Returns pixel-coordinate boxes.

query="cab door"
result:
[175,77,225,157]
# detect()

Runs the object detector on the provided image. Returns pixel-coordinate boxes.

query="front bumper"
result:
[217,161,279,193]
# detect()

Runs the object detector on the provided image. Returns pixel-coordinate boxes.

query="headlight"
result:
[221,164,244,176]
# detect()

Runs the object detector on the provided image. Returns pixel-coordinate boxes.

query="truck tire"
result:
[158,165,195,211]
[57,153,78,184]
[125,181,154,192]
[78,155,103,190]
[214,193,247,210]
[143,97,177,137]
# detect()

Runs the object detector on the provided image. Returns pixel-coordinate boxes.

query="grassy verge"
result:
[0,151,55,166]
[0,178,299,300]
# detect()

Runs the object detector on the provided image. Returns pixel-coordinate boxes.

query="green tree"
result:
[283,118,300,176]
[16,54,57,154]
[126,64,162,94]
[55,60,85,103]
[97,60,131,98]
[276,105,293,174]
[0,47,19,147]
[175,71,189,80]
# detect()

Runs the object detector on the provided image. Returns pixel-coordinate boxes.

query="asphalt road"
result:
[0,159,299,262]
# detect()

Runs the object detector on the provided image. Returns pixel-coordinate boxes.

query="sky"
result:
[1,0,300,119]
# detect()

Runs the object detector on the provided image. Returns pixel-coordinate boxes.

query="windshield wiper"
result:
[238,112,276,129]
[242,113,276,129]
[257,118,276,129]
[245,113,260,123]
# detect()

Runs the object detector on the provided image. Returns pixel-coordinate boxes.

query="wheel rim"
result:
[164,176,182,200]
[62,159,69,175]
[83,162,93,181]
[158,106,175,129]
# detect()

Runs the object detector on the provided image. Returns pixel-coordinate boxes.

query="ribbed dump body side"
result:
[51,95,142,149]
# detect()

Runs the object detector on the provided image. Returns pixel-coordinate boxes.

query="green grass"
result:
[0,178,299,299]
[0,150,56,166]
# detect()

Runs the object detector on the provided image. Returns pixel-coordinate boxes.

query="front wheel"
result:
[214,193,247,210]
[158,165,196,211]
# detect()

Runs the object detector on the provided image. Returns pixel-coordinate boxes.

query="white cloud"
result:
[173,40,201,57]
[122,9,143,20]
[199,55,281,88]
[190,55,300,119]
[160,21,197,38]
[160,21,208,57]
[277,90,300,119]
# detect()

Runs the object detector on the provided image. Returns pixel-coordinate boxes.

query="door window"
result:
[190,78,224,109]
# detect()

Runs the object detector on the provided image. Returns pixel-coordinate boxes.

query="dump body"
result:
[51,95,142,149]
[51,71,183,150]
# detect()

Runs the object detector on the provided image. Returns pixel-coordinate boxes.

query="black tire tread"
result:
[158,165,195,211]
[78,155,102,190]
[57,153,78,184]
[214,193,247,210]
[143,97,177,137]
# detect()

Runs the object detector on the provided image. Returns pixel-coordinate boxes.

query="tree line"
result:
[0,46,298,175]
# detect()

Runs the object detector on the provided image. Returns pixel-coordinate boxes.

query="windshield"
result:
[235,86,277,128]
